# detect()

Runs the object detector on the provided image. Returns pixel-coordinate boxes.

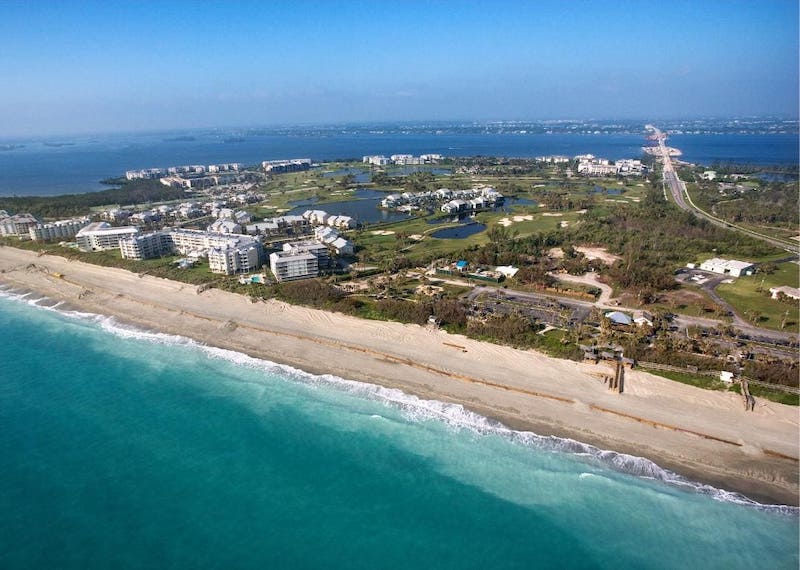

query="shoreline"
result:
[0,246,798,506]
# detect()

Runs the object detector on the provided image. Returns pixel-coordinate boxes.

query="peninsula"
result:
[1,132,797,506]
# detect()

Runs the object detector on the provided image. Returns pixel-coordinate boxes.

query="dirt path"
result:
[552,271,616,306]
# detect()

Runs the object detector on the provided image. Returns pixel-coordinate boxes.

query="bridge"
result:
[645,125,797,254]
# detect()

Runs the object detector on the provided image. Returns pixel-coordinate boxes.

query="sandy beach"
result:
[0,246,797,505]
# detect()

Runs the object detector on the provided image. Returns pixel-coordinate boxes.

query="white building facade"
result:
[75,223,139,251]
[699,258,755,277]
[0,213,40,238]
[119,228,264,275]
[28,217,91,241]
[269,251,319,282]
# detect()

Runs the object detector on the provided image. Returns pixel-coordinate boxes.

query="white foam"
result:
[1,287,797,515]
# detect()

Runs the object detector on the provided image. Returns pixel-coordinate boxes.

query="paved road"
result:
[464,283,798,346]
[647,125,797,254]
[674,270,748,327]
[650,127,690,211]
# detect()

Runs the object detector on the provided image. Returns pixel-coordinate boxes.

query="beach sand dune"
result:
[0,246,797,505]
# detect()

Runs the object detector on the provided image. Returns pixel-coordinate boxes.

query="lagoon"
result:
[288,188,412,225]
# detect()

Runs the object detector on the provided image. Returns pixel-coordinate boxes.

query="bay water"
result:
[1,130,796,196]
[0,289,797,569]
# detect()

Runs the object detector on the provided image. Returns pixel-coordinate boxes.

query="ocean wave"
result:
[0,286,796,515]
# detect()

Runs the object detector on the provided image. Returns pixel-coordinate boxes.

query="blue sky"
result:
[2,0,797,135]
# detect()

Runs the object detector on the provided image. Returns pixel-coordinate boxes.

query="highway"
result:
[646,125,798,254]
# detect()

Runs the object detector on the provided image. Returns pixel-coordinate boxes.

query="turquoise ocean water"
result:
[0,289,797,569]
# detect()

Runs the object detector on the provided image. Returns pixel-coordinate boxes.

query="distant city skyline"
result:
[3,0,798,137]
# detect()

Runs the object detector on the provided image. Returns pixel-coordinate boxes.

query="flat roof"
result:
[702,257,754,270]
[77,224,138,237]
[270,251,316,262]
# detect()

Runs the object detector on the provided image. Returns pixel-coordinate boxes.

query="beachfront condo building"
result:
[75,222,139,252]
[29,217,92,242]
[119,228,264,275]
[269,250,319,282]
[167,229,263,259]
[208,243,262,275]
[119,231,174,260]
[0,213,41,238]
[282,241,331,269]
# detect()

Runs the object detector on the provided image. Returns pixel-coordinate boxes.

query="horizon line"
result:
[3,115,799,141]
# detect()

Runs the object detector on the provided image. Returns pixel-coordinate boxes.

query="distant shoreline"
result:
[1,130,797,197]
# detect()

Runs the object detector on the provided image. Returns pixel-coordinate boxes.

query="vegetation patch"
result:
[717,263,799,331]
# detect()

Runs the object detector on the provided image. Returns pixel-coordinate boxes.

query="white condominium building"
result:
[119,228,264,275]
[208,243,262,275]
[282,241,331,269]
[577,161,617,176]
[29,217,91,241]
[0,213,40,238]
[119,232,174,260]
[75,222,139,251]
[261,159,312,173]
[269,250,319,282]
[168,229,261,257]
[362,155,390,166]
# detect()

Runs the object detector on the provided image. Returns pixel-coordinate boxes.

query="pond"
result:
[287,191,412,225]
[321,168,372,183]
[288,187,525,227]
[590,185,622,195]
[288,196,320,207]
[427,213,472,225]
[352,188,387,199]
[430,222,486,239]
[504,196,536,208]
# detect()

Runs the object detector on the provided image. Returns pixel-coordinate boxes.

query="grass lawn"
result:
[686,249,790,265]
[366,203,596,262]
[745,384,799,406]
[643,366,799,407]
[717,262,799,332]
[650,286,731,320]
[737,223,799,242]
[646,369,732,392]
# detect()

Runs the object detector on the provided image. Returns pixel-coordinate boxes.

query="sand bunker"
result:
[497,214,534,227]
